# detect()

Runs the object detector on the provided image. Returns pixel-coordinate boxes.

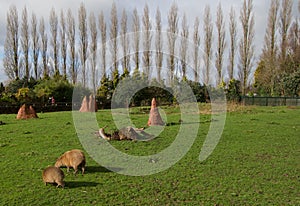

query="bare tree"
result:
[228,7,237,80]
[142,3,152,78]
[21,6,30,79]
[203,5,213,85]
[98,11,107,78]
[60,10,67,79]
[239,0,255,96]
[89,12,98,93]
[3,5,19,80]
[78,2,88,87]
[260,0,280,95]
[167,2,179,82]
[110,2,118,74]
[180,13,189,80]
[50,8,59,75]
[120,9,130,73]
[287,19,300,72]
[155,7,163,82]
[279,0,293,65]
[193,17,200,82]
[39,17,48,78]
[132,8,140,72]
[215,3,226,85]
[31,13,39,79]
[67,9,77,84]
[289,21,300,53]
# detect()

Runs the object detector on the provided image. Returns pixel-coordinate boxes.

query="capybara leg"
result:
[56,184,64,188]
[81,161,86,175]
[67,167,70,173]
[73,166,78,175]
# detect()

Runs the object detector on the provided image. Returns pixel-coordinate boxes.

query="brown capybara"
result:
[42,166,65,188]
[55,149,86,175]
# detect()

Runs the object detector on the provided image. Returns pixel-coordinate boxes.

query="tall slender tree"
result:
[279,0,293,67]
[78,2,88,87]
[155,7,163,82]
[60,10,67,79]
[228,7,237,81]
[39,17,48,78]
[50,8,59,75]
[21,6,30,80]
[203,5,213,85]
[239,0,255,96]
[287,19,300,73]
[98,11,107,78]
[4,5,19,80]
[67,9,77,84]
[193,17,201,82]
[288,19,300,52]
[89,12,98,93]
[31,13,39,79]
[142,4,152,78]
[180,13,189,80]
[132,8,140,72]
[110,2,118,75]
[259,0,280,95]
[215,3,226,85]
[167,2,179,82]
[120,9,130,73]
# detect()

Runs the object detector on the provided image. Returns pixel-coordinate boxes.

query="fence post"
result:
[284,97,287,106]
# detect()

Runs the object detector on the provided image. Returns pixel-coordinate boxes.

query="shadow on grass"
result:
[165,121,201,126]
[85,165,122,174]
[65,181,99,188]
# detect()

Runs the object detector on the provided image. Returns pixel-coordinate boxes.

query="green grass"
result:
[0,106,299,205]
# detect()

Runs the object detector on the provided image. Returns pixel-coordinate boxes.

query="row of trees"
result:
[254,0,300,96]
[3,0,299,99]
[0,75,90,105]
[1,71,241,109]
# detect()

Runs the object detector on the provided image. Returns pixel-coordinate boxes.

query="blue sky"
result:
[0,0,298,83]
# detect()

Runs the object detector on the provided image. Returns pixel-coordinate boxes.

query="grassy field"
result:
[0,105,299,205]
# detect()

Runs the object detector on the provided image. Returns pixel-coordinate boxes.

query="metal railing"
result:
[242,96,300,106]
[0,102,82,114]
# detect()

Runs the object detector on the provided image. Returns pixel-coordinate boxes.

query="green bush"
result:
[226,79,242,102]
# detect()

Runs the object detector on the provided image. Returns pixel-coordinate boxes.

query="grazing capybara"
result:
[55,149,86,175]
[42,166,65,188]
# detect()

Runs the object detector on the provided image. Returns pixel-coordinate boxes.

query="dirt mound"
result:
[16,104,38,120]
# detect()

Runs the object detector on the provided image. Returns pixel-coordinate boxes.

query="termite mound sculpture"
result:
[147,98,164,126]
[79,95,97,112]
[16,104,38,120]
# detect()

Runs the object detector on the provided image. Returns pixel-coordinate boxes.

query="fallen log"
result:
[97,126,154,141]
[99,127,111,140]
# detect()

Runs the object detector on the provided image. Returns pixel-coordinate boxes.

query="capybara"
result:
[55,149,86,175]
[42,166,65,188]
